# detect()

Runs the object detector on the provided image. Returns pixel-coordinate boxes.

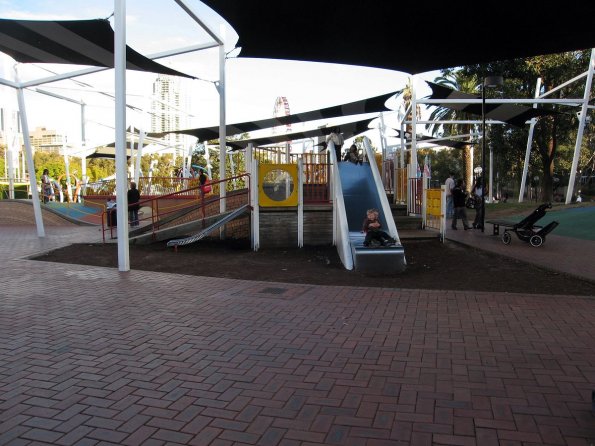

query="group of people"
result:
[445,172,485,230]
[325,129,363,165]
[106,182,141,228]
[41,169,65,203]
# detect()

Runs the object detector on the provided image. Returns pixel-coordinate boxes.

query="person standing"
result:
[451,179,471,230]
[198,170,209,199]
[326,127,344,162]
[41,168,54,203]
[444,172,455,218]
[471,178,484,229]
[127,181,141,227]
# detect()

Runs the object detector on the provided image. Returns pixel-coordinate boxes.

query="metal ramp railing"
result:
[166,204,251,249]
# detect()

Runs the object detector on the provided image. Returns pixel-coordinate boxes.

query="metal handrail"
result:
[101,173,251,242]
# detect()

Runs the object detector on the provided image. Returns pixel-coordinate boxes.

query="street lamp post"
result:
[481,75,503,232]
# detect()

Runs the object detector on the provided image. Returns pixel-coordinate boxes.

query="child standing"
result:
[361,208,395,247]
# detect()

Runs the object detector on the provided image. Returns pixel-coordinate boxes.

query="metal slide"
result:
[338,161,406,274]
[166,204,250,248]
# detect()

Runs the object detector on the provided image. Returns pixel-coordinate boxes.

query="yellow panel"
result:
[259,164,299,207]
[426,188,442,217]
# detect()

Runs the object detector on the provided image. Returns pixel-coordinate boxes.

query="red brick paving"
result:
[0,225,594,445]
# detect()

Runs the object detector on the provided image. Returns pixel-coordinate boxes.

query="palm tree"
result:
[426,72,480,192]
[395,77,421,168]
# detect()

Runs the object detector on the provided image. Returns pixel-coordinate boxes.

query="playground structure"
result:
[90,135,437,274]
[0,6,591,273]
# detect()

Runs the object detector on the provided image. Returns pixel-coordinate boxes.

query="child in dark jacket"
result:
[361,208,395,247]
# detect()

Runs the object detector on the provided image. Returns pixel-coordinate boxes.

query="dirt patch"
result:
[33,238,595,296]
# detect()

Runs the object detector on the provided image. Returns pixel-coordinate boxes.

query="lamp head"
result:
[484,75,504,89]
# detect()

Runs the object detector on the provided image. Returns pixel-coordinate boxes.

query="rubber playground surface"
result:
[487,204,595,241]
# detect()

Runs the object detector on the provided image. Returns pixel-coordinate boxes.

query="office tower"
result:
[150,75,189,158]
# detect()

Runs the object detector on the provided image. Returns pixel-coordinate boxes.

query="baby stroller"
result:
[501,203,559,247]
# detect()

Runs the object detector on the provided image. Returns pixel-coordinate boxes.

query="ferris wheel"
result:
[273,96,291,134]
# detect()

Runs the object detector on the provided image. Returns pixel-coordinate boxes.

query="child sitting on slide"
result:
[361,208,396,247]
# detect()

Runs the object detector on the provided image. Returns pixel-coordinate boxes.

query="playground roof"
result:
[86,142,139,159]
[229,117,374,150]
[425,82,559,127]
[389,129,475,150]
[149,89,398,141]
[201,1,595,74]
[0,18,193,78]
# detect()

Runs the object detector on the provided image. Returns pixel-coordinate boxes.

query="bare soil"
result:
[34,238,595,296]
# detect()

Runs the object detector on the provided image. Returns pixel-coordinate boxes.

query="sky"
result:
[0,0,442,153]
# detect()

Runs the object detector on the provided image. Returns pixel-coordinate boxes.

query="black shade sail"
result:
[86,144,135,159]
[388,129,476,150]
[0,18,193,78]
[227,118,374,150]
[149,90,398,140]
[201,1,595,74]
[426,82,558,128]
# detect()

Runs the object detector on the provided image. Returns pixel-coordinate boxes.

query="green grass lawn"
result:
[485,202,595,241]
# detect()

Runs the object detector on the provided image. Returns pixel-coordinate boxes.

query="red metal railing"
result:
[408,177,423,215]
[302,162,331,203]
[101,173,250,242]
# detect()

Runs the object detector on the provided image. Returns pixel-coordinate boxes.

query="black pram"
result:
[486,203,559,247]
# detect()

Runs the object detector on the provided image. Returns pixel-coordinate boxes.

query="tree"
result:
[0,146,5,177]
[395,78,421,169]
[427,71,480,192]
[459,50,592,201]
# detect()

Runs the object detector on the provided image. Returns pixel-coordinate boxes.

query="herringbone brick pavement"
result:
[1,226,594,445]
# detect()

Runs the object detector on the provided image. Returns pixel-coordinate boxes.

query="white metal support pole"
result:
[63,138,72,201]
[114,0,130,271]
[7,128,15,199]
[379,113,387,184]
[204,141,212,178]
[16,85,45,236]
[328,141,337,245]
[15,80,45,237]
[218,37,227,219]
[399,122,406,169]
[251,149,260,251]
[519,78,542,202]
[421,169,427,228]
[80,101,87,189]
[246,143,253,182]
[298,157,303,248]
[488,144,493,203]
[134,130,145,185]
[409,82,418,215]
[566,48,595,204]
[410,83,418,180]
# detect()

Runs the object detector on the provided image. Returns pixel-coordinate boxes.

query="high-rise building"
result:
[29,126,65,153]
[150,75,189,158]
